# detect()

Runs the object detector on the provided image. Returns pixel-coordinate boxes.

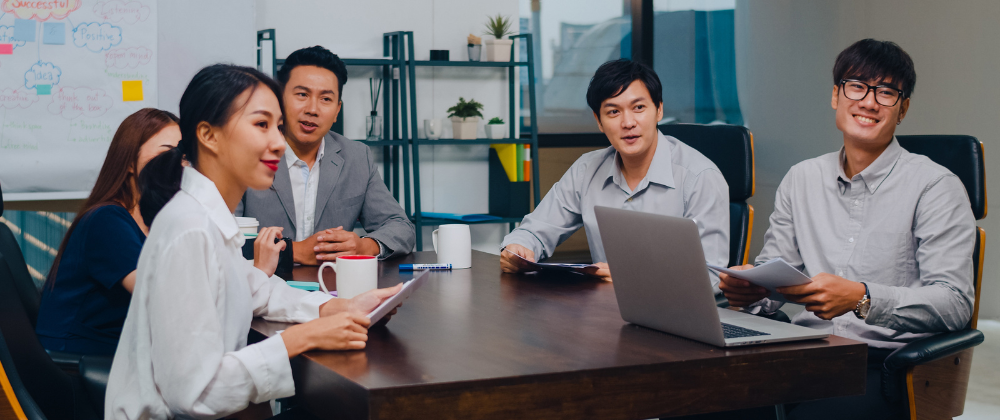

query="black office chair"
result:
[882,135,988,420]
[659,123,755,308]
[658,123,755,268]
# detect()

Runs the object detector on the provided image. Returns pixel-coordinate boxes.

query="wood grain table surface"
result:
[250,251,866,420]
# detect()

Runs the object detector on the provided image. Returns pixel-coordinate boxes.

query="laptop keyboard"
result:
[721,323,770,339]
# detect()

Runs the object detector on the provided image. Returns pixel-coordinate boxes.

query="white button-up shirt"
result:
[106,167,332,419]
[286,139,325,242]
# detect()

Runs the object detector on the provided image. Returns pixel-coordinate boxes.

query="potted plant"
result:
[485,117,507,139]
[447,97,484,139]
[483,14,515,62]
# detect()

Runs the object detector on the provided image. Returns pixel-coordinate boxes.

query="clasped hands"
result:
[295,226,381,265]
[719,265,867,320]
[500,243,612,282]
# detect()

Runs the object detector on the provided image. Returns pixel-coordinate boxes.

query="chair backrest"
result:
[0,186,41,328]
[0,328,45,420]
[658,123,755,202]
[659,123,755,267]
[897,135,987,328]
[0,225,81,420]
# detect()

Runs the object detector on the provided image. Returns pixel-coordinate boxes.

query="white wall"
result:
[255,0,520,254]
[158,1,256,114]
[736,0,1000,320]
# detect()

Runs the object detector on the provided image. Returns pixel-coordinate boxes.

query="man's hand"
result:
[500,244,535,273]
[253,227,286,277]
[293,227,381,265]
[777,273,866,320]
[580,262,612,282]
[718,264,769,307]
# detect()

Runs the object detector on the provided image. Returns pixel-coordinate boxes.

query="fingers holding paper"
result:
[500,244,535,273]
[718,264,770,307]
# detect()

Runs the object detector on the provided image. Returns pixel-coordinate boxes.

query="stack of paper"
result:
[707,258,812,303]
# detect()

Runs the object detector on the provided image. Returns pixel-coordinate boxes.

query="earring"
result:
[897,120,901,125]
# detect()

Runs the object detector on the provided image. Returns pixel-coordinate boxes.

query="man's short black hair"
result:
[276,45,348,96]
[833,39,916,99]
[586,59,662,115]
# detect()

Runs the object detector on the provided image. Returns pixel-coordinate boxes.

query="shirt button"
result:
[837,270,844,276]
[854,200,859,206]
[849,237,854,243]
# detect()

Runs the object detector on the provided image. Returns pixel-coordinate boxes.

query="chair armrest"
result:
[45,349,83,371]
[79,354,114,416]
[883,329,984,373]
[715,293,730,307]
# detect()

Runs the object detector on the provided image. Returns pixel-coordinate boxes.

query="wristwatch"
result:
[854,282,871,319]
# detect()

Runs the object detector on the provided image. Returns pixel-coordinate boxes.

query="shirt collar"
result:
[180,166,241,242]
[284,138,326,168]
[836,137,903,194]
[606,131,676,193]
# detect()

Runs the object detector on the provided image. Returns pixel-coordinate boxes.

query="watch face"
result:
[859,300,871,319]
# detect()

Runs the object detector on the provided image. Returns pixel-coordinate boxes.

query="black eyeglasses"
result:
[839,79,904,107]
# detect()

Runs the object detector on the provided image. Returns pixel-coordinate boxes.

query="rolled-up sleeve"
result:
[865,174,976,333]
[501,157,587,261]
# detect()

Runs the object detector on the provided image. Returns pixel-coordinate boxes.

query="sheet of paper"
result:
[368,270,430,323]
[509,250,596,274]
[708,258,811,302]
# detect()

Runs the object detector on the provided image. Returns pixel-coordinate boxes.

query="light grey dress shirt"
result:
[752,138,976,349]
[501,132,730,289]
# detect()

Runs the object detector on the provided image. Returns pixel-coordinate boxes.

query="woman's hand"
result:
[253,227,285,277]
[281,312,372,357]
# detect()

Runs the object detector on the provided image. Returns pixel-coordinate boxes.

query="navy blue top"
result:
[36,205,145,355]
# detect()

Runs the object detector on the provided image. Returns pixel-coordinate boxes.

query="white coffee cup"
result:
[318,255,378,299]
[425,118,444,139]
[433,224,472,269]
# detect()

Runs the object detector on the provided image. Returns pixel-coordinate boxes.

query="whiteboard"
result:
[0,0,158,195]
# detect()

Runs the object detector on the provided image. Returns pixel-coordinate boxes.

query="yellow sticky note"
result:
[122,80,143,101]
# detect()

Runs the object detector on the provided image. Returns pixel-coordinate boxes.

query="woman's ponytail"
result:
[137,144,185,227]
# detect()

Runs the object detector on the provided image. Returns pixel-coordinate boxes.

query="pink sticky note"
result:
[0,44,13,55]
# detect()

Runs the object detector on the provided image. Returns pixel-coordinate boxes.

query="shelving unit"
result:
[258,30,541,252]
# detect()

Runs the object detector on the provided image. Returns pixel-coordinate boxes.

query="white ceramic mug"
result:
[318,255,378,299]
[425,118,444,139]
[433,224,472,269]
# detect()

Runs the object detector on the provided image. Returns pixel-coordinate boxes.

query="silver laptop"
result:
[594,206,828,347]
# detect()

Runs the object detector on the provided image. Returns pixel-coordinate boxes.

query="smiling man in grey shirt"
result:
[720,39,975,420]
[500,59,729,285]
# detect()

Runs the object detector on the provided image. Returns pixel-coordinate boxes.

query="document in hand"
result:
[509,250,597,274]
[367,270,430,323]
[707,258,812,303]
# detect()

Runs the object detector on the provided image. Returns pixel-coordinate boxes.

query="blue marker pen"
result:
[400,264,452,270]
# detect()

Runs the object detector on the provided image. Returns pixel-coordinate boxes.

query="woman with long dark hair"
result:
[105,64,401,419]
[36,108,180,356]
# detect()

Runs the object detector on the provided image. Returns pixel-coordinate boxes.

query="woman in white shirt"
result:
[105,64,401,419]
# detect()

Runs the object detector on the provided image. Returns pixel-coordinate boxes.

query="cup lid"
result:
[235,217,259,227]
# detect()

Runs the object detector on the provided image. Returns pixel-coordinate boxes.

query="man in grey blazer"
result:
[236,46,415,264]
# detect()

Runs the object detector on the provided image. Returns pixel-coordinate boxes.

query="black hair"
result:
[585,59,663,115]
[276,45,348,96]
[138,64,283,227]
[833,39,916,99]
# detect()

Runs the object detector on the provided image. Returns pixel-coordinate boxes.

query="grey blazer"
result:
[236,132,415,258]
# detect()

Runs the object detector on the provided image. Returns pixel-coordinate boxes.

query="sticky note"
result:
[13,19,36,42]
[36,84,51,95]
[0,44,12,54]
[43,22,65,45]
[122,80,143,101]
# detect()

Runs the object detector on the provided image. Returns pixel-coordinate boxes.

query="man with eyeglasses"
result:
[718,39,975,419]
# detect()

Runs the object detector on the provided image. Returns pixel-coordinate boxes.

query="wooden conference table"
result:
[250,251,866,420]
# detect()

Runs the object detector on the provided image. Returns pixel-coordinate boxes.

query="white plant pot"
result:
[484,39,513,62]
[485,123,507,139]
[450,116,480,139]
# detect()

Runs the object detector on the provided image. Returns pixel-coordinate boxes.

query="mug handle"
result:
[432,229,439,253]
[318,261,337,294]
